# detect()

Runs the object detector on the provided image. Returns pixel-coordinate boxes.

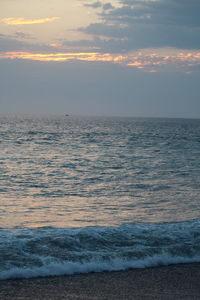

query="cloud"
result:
[102,3,114,10]
[0,51,103,62]
[0,34,54,52]
[1,49,199,74]
[84,1,102,8]
[80,0,200,51]
[1,17,60,25]
[107,0,200,28]
[84,1,114,10]
[15,32,33,39]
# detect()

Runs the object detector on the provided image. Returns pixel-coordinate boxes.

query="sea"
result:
[0,114,200,280]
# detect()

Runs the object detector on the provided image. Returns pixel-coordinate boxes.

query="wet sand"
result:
[0,263,200,300]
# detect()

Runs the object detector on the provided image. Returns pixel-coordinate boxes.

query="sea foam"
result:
[0,220,200,280]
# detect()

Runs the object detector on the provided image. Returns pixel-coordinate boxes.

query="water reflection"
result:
[0,115,200,228]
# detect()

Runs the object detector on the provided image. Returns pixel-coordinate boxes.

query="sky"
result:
[0,0,200,118]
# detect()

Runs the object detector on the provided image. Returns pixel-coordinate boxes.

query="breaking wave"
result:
[1,219,200,280]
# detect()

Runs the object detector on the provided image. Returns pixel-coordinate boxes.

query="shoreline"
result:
[0,263,200,299]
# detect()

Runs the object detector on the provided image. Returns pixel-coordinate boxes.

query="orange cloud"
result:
[0,50,199,73]
[0,51,122,62]
[1,17,60,25]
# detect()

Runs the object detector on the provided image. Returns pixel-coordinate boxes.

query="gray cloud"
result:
[80,0,200,51]
[0,35,29,51]
[63,36,129,54]
[15,32,33,39]
[107,0,200,28]
[0,34,54,52]
[102,3,113,10]
[84,1,102,8]
[84,1,114,10]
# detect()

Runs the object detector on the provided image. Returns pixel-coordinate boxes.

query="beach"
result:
[0,263,200,300]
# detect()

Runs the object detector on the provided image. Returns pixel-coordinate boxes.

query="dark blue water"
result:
[0,115,200,279]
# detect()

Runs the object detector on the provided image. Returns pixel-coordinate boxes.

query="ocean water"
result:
[0,115,200,279]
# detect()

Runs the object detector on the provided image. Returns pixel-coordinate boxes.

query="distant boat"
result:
[65,114,69,116]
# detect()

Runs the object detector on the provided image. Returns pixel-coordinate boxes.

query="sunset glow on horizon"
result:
[0,0,199,117]
[1,0,199,73]
[1,50,199,73]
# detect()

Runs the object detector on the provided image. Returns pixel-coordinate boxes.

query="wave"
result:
[1,255,200,281]
[0,219,200,280]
